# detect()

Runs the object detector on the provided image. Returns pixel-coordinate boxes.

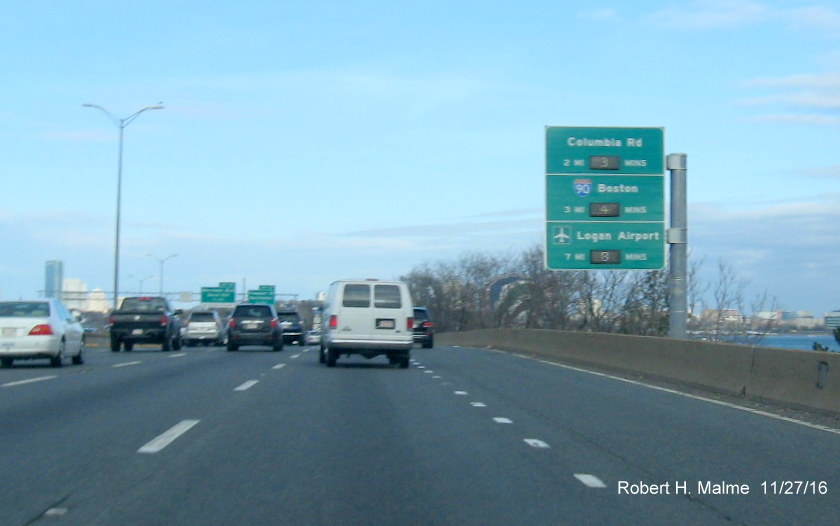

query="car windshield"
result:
[374,284,402,309]
[278,313,300,322]
[0,301,50,318]
[189,312,215,322]
[234,306,272,318]
[342,284,370,308]
[120,297,167,311]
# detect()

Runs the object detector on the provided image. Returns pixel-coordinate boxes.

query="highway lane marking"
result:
[471,402,487,407]
[272,363,287,370]
[138,419,200,454]
[234,380,259,391]
[493,417,513,424]
[424,370,434,374]
[291,353,301,359]
[454,391,468,396]
[112,361,142,368]
[168,353,187,358]
[1,375,58,388]
[574,474,607,488]
[527,356,840,437]
[524,439,550,449]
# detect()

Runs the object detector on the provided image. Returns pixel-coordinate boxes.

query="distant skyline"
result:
[1,1,839,315]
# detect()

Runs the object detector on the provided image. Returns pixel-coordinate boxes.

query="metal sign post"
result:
[667,153,688,339]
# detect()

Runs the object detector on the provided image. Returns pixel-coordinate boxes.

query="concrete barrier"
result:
[437,329,840,415]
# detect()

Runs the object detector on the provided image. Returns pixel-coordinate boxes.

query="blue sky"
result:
[1,0,839,316]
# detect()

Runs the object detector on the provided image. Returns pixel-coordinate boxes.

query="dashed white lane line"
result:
[138,419,200,454]
[113,361,142,368]
[575,474,607,488]
[168,353,187,358]
[524,438,551,449]
[290,354,301,359]
[1,375,58,388]
[234,380,259,391]
[272,363,286,370]
[471,402,487,407]
[454,391,468,396]
[493,417,513,424]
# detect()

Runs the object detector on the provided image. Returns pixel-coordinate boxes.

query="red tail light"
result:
[108,315,116,326]
[29,324,54,336]
[270,318,279,329]
[229,319,236,328]
[422,321,434,328]
[329,315,337,329]
[407,317,414,331]
[160,314,169,327]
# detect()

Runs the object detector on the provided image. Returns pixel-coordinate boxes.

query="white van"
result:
[320,279,414,368]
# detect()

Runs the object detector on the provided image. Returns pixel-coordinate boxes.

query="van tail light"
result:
[29,324,54,336]
[407,317,414,331]
[329,315,338,329]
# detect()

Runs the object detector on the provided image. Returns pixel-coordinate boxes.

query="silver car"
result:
[0,299,85,367]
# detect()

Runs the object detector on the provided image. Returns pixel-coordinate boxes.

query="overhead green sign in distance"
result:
[201,287,235,303]
[546,126,664,175]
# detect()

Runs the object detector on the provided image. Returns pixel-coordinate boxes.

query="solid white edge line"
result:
[575,474,607,488]
[1,375,58,388]
[518,355,840,436]
[138,419,200,454]
[234,380,259,391]
[113,361,142,368]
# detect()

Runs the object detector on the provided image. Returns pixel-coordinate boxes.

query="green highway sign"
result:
[247,285,275,304]
[546,174,664,222]
[201,286,235,303]
[546,222,665,270]
[545,126,665,270]
[546,126,664,175]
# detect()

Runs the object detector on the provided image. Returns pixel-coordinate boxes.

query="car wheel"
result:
[399,355,410,369]
[227,342,238,352]
[110,335,121,352]
[423,335,434,349]
[318,347,326,363]
[51,340,65,368]
[326,348,337,367]
[1,357,13,368]
[173,335,183,351]
[124,342,134,352]
[72,339,85,365]
[272,338,283,352]
[162,335,172,352]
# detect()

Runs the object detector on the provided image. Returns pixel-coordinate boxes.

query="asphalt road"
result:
[2,343,839,525]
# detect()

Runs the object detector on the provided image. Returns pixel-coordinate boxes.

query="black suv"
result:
[277,308,305,346]
[412,307,434,348]
[227,304,283,352]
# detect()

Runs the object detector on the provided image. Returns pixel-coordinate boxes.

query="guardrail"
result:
[437,329,840,415]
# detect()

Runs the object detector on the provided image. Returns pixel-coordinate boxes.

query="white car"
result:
[320,279,414,368]
[0,299,85,368]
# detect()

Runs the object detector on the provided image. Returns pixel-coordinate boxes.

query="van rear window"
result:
[374,285,401,309]
[343,284,370,308]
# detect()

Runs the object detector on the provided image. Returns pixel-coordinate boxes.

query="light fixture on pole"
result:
[82,103,164,309]
[148,253,177,296]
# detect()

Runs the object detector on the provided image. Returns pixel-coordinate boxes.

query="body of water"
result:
[757,333,839,352]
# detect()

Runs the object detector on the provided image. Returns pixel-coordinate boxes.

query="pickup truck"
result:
[108,296,183,352]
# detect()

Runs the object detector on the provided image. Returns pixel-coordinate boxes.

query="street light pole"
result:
[138,275,154,294]
[82,103,164,309]
[148,253,177,296]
